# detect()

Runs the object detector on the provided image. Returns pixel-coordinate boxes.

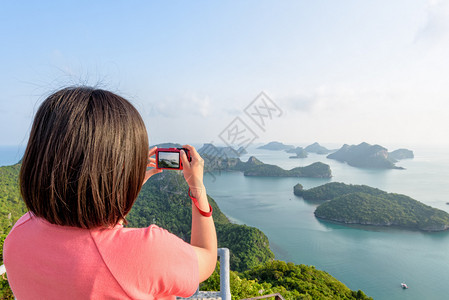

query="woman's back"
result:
[5,213,198,299]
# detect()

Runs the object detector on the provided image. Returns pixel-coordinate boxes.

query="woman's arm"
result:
[180,145,217,283]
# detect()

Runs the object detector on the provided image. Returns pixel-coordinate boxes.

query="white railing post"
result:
[0,265,6,276]
[217,248,231,300]
[180,248,232,300]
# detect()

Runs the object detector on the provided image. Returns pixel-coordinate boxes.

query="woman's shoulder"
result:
[9,212,32,231]
[90,224,184,247]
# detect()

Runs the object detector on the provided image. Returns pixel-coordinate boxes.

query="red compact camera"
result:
[155,148,191,170]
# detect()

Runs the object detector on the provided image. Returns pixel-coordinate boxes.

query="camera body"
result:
[156,148,191,170]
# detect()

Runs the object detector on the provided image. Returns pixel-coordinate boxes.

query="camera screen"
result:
[158,151,180,168]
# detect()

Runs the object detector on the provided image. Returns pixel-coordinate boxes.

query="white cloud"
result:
[414,0,449,44]
[279,85,363,116]
[191,94,211,117]
[281,94,319,113]
[148,93,212,118]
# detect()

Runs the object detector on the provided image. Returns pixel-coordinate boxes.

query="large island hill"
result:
[294,182,449,232]
[327,142,414,169]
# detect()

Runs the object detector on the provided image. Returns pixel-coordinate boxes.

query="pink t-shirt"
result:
[4,213,199,300]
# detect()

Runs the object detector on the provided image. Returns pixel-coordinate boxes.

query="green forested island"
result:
[257,141,294,151]
[304,142,331,154]
[203,154,332,178]
[388,148,414,161]
[295,182,449,231]
[286,146,308,158]
[244,161,331,178]
[293,182,385,201]
[327,142,404,169]
[198,143,247,158]
[0,164,370,299]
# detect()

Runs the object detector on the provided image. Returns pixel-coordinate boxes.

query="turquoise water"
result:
[204,146,449,300]
[0,145,25,167]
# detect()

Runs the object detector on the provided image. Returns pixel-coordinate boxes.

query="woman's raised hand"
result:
[142,146,163,185]
[180,145,204,190]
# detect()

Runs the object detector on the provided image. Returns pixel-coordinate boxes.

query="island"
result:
[327,142,404,169]
[388,148,414,161]
[198,143,247,158]
[257,141,294,151]
[286,146,308,158]
[294,182,449,231]
[304,142,331,154]
[244,161,331,178]
[151,142,182,148]
[202,154,332,178]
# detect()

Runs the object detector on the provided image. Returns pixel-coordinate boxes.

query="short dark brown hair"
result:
[20,87,149,228]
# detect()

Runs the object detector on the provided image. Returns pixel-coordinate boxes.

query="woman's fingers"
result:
[147,157,157,166]
[143,168,162,185]
[142,146,162,186]
[148,146,158,156]
[182,144,200,160]
[180,149,191,170]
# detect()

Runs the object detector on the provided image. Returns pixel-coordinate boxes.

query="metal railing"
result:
[240,294,286,300]
[0,248,232,300]
[181,247,232,300]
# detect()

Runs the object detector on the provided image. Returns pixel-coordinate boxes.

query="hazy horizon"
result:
[2,1,449,147]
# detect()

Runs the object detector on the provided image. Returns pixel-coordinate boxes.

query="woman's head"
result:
[20,86,149,228]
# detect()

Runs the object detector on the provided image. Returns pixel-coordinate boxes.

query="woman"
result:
[3,87,217,299]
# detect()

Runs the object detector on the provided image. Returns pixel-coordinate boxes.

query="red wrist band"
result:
[188,188,213,217]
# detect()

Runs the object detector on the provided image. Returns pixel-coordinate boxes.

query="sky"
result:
[1,0,449,150]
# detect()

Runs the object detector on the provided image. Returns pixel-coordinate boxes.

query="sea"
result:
[0,145,26,167]
[2,144,449,299]
[202,145,449,300]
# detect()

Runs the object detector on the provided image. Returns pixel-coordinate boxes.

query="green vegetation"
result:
[0,164,27,236]
[0,164,27,299]
[293,183,304,196]
[296,182,449,231]
[202,260,372,300]
[216,223,274,272]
